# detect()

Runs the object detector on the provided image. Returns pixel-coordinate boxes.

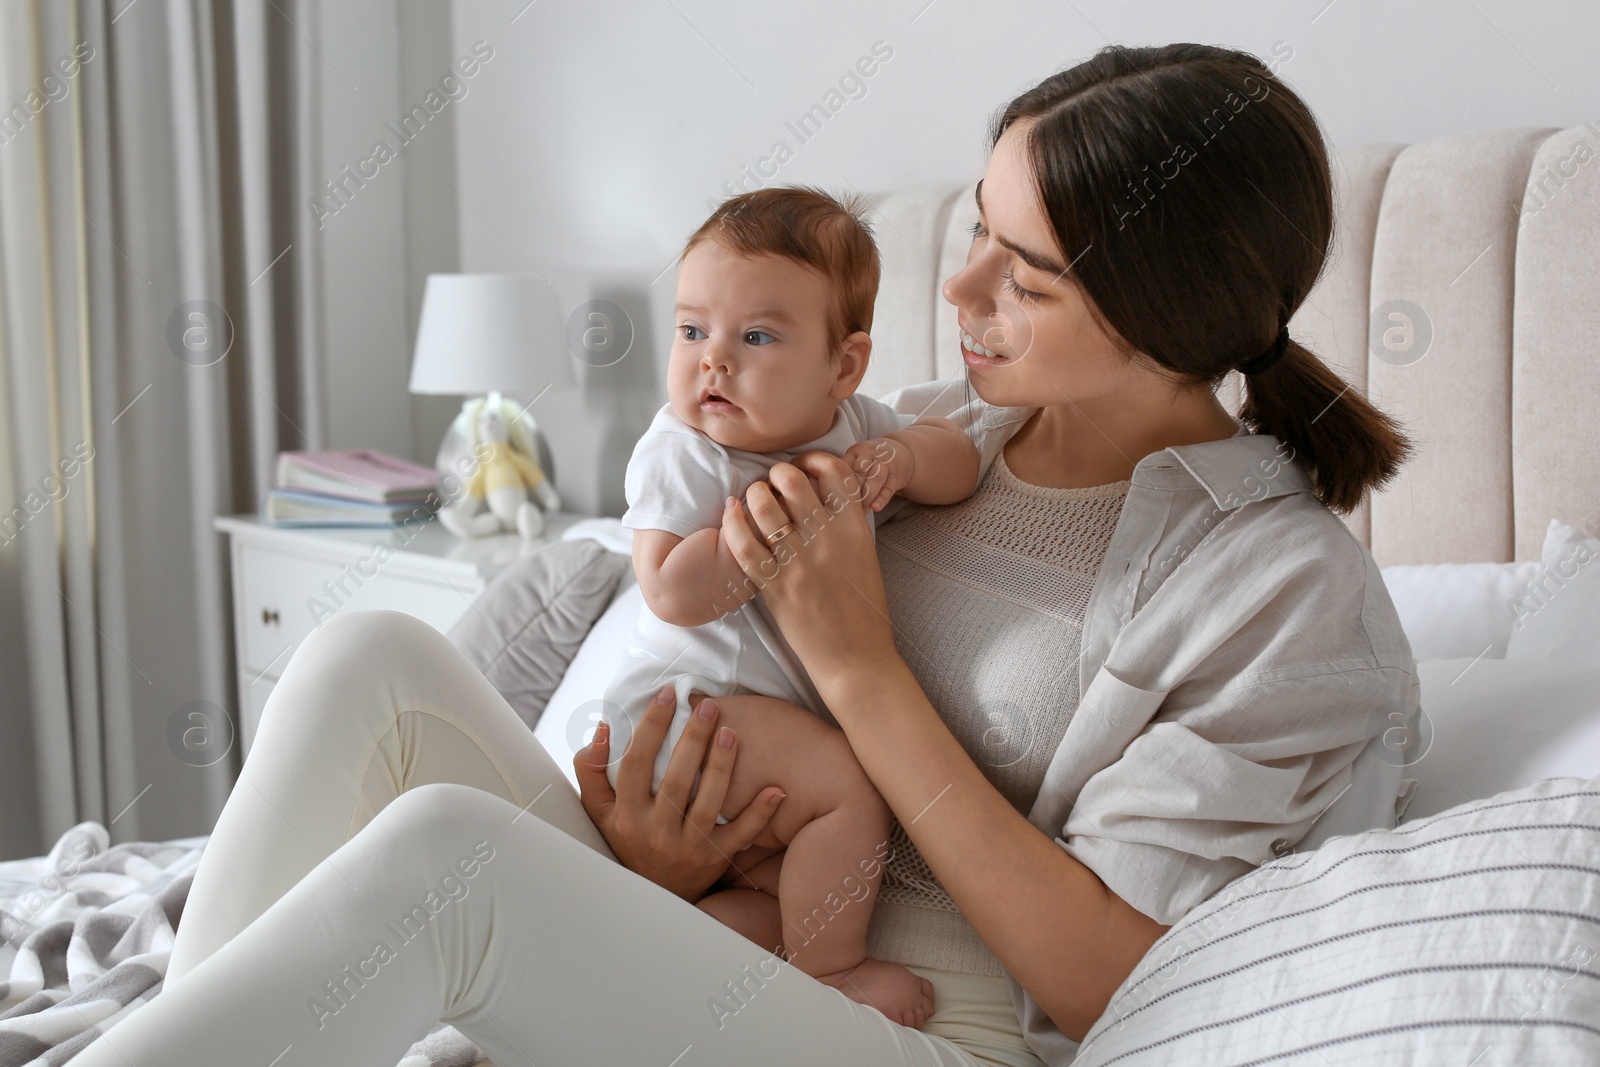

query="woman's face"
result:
[942,118,1137,411]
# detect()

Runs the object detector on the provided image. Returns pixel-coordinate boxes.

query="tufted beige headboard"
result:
[862,125,1600,567]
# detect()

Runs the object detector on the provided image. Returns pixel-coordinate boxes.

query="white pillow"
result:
[1402,655,1600,821]
[1379,560,1542,660]
[1074,773,1600,1066]
[532,577,640,792]
[1505,518,1600,667]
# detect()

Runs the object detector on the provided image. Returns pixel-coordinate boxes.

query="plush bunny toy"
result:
[437,397,561,539]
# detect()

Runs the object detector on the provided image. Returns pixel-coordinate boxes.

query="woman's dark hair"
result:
[992,43,1412,514]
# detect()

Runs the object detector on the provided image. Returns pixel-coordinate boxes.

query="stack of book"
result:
[264,449,440,527]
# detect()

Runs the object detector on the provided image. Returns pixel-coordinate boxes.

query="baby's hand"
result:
[844,436,913,513]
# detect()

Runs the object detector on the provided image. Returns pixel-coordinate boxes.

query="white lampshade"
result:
[408,273,575,396]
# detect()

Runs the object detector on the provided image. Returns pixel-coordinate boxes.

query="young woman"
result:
[75,43,1416,1067]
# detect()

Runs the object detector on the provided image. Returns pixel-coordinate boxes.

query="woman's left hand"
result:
[721,451,900,679]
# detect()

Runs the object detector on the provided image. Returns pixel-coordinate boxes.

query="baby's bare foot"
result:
[814,956,936,1029]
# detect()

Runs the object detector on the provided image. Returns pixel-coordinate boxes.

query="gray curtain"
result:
[0,0,324,854]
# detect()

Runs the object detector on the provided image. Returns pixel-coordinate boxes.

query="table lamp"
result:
[409,273,575,538]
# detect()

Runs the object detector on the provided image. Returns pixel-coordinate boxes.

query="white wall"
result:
[311,0,469,464]
[310,0,412,458]
[448,0,1599,512]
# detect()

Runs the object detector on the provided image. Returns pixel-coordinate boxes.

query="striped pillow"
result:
[1075,774,1600,1065]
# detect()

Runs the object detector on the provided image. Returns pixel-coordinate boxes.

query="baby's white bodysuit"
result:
[601,395,924,819]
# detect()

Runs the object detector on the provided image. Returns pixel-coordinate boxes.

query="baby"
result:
[600,186,982,1027]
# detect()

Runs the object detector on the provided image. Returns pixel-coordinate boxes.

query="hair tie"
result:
[1240,326,1291,375]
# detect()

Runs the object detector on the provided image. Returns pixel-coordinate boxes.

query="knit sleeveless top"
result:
[864,448,1129,975]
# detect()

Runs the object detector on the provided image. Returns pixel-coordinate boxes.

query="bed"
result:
[4,122,1598,1066]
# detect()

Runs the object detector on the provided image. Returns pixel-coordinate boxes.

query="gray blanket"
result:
[0,822,487,1066]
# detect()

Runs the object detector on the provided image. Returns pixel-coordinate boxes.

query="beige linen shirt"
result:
[881,379,1422,1067]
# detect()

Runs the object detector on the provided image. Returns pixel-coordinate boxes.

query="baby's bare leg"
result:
[694,850,786,955]
[692,692,890,973]
[688,692,934,1028]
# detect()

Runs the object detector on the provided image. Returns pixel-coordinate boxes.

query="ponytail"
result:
[1236,341,1415,515]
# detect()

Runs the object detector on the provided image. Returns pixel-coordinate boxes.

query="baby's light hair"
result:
[682,185,880,351]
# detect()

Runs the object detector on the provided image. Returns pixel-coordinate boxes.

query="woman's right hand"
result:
[574,685,787,902]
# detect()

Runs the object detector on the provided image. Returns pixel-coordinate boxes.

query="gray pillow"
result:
[447,538,631,729]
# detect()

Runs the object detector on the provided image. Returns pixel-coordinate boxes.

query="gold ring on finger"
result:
[763,523,795,546]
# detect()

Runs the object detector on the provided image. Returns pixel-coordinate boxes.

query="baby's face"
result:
[668,240,850,453]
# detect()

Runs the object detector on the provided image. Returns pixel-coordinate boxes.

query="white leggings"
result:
[69,610,1045,1067]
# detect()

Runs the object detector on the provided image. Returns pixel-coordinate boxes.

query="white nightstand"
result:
[214,511,583,756]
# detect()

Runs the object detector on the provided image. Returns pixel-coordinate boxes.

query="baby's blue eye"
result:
[680,324,705,341]
[744,330,776,346]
